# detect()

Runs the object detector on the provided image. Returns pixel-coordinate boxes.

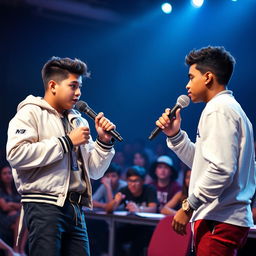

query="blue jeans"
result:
[23,200,90,256]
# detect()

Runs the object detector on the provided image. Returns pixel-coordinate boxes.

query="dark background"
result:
[1,0,256,159]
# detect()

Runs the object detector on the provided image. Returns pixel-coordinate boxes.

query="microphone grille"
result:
[177,95,190,108]
[75,101,89,112]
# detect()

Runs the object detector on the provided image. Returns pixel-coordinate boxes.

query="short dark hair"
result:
[185,46,236,85]
[105,163,122,176]
[41,56,90,90]
[126,165,146,179]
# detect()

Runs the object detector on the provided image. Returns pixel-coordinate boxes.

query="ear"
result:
[48,80,58,94]
[204,72,214,86]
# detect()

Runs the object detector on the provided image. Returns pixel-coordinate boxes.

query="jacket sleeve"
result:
[83,136,115,180]
[6,106,68,170]
[166,130,195,168]
[70,113,115,180]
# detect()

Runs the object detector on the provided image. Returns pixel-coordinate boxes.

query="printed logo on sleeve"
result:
[16,129,26,134]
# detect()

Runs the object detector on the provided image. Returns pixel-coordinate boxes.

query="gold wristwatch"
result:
[182,198,193,213]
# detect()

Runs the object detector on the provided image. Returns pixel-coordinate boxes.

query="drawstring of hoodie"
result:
[70,202,83,226]
[68,192,82,226]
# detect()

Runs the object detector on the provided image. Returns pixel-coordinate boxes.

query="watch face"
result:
[182,199,190,211]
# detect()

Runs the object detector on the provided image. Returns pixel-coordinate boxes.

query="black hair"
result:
[133,151,150,170]
[105,163,122,176]
[185,46,235,85]
[126,165,146,179]
[41,56,90,90]
[0,165,19,196]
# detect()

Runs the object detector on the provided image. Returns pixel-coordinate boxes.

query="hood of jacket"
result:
[17,95,60,115]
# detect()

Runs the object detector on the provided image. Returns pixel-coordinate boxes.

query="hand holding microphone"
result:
[149,95,190,140]
[75,101,123,142]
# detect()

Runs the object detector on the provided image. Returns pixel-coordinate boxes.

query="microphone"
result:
[75,101,123,142]
[148,95,190,140]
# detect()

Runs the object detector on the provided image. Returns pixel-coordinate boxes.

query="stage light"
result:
[161,3,172,14]
[191,0,204,8]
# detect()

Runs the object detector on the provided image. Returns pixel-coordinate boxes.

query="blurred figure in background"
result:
[0,165,27,256]
[150,155,181,212]
[87,163,126,256]
[111,150,129,177]
[161,168,191,215]
[132,138,156,164]
[106,166,157,256]
[93,163,126,211]
[132,151,153,184]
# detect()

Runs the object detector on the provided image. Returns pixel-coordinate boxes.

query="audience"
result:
[106,166,157,256]
[161,168,191,215]
[131,151,153,184]
[132,138,156,164]
[106,165,157,213]
[150,155,181,212]
[0,165,27,256]
[111,151,128,174]
[93,163,126,211]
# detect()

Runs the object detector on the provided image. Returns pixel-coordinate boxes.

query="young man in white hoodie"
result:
[6,57,116,256]
[155,46,255,256]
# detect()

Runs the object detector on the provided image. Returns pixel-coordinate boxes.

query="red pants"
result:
[194,219,249,256]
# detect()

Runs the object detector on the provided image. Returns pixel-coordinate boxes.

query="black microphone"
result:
[148,95,190,140]
[75,101,123,142]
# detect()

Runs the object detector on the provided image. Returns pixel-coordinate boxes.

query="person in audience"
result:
[161,168,191,215]
[106,166,157,256]
[150,155,181,212]
[132,151,153,184]
[106,165,157,213]
[93,163,126,211]
[0,165,27,256]
[112,150,128,174]
[87,163,126,256]
[132,138,156,164]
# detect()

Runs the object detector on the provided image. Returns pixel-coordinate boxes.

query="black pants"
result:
[23,200,90,256]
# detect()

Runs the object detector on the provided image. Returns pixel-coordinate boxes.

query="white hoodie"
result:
[6,95,115,208]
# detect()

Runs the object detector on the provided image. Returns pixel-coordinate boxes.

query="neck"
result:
[157,179,170,187]
[205,84,226,102]
[5,184,12,194]
[44,94,63,114]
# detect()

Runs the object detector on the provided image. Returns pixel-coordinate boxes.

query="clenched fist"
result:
[68,126,90,146]
[95,112,116,143]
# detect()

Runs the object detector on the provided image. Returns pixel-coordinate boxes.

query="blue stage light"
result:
[161,3,172,14]
[191,0,204,8]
